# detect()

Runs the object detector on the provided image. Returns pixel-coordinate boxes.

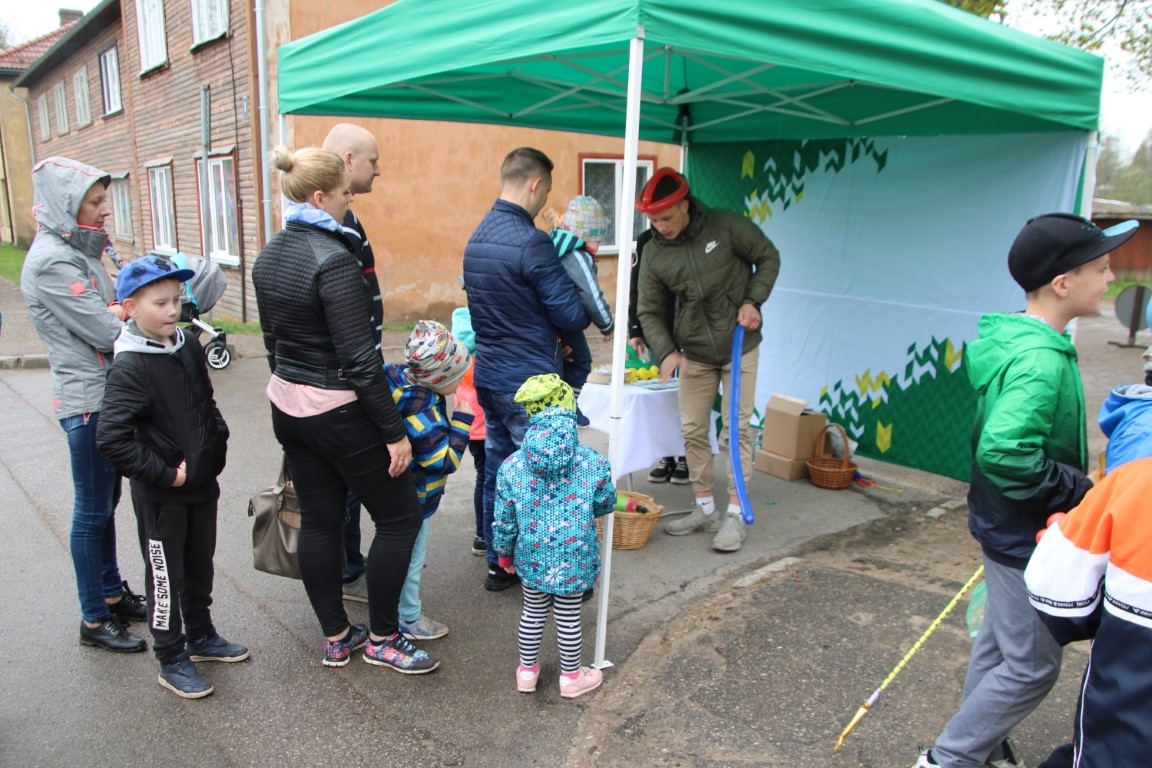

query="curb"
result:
[0,354,50,370]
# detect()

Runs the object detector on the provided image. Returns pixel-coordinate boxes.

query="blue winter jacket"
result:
[492,407,615,595]
[1099,383,1152,473]
[463,200,590,394]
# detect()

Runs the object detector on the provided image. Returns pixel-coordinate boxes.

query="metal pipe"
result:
[254,0,273,243]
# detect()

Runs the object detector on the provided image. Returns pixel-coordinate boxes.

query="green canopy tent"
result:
[278,0,1104,667]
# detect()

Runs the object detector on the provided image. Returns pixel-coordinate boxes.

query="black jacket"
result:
[253,220,405,443]
[96,327,228,504]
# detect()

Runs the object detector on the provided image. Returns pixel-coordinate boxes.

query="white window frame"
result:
[190,0,229,45]
[135,0,168,73]
[53,82,69,135]
[37,94,51,141]
[99,47,122,114]
[148,165,177,252]
[197,154,241,266]
[73,67,92,126]
[579,157,655,255]
[111,178,134,241]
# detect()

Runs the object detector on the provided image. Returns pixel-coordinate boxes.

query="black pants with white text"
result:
[132,488,218,664]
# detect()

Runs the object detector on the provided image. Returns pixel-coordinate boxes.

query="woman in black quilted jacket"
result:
[252,146,437,674]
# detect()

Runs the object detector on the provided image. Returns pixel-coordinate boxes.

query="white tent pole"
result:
[593,27,646,670]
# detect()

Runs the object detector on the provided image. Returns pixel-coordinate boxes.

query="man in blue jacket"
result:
[462,147,590,591]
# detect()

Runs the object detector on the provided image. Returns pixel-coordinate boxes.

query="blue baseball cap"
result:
[116,256,195,302]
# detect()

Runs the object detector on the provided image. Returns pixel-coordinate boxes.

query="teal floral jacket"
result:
[493,407,615,595]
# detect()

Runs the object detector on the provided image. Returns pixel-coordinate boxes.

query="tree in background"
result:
[0,19,13,51]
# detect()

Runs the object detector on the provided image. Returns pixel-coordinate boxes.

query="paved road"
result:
[1,272,1146,766]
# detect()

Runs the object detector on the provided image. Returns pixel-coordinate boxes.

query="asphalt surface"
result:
[1,274,1145,767]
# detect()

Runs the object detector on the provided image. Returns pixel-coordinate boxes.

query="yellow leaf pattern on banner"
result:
[876,422,892,453]
[742,150,755,179]
[855,369,891,394]
[944,339,963,371]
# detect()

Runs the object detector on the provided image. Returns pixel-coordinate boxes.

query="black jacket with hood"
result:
[96,324,229,504]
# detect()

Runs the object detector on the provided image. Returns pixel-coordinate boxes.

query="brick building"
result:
[11,1,679,324]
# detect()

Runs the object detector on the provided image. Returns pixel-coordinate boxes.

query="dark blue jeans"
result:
[60,412,126,623]
[342,490,366,583]
[468,439,486,539]
[559,330,592,393]
[476,388,529,567]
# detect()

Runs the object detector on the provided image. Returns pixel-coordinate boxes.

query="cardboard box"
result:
[760,393,827,460]
[754,449,810,480]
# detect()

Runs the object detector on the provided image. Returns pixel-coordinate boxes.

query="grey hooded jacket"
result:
[20,157,120,419]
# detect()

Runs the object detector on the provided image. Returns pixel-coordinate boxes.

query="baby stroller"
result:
[170,252,231,370]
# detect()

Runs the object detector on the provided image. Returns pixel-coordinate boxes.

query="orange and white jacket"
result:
[1025,456,1152,767]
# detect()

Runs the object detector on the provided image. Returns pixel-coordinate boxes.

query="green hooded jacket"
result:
[637,199,780,367]
[965,313,1092,567]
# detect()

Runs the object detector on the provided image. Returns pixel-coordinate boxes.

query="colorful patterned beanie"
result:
[561,195,609,242]
[514,374,576,417]
[405,319,472,391]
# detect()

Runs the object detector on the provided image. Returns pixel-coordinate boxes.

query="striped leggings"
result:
[518,585,584,673]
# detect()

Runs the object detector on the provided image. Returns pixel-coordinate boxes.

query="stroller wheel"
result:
[205,341,231,370]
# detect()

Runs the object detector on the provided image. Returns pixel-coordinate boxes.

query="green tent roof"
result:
[278,0,1103,142]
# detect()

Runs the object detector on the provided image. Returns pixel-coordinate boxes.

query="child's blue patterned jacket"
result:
[493,406,614,595]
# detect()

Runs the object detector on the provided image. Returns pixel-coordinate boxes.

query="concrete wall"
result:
[279,1,681,324]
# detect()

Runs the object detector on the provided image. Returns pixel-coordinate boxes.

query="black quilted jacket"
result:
[97,330,228,504]
[253,221,406,443]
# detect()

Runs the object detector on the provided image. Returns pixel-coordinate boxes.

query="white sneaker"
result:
[664,507,723,536]
[912,748,941,768]
[984,738,1025,768]
[342,573,368,603]
[711,513,746,552]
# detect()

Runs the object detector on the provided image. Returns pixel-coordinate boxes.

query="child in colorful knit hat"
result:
[381,320,475,643]
[491,374,615,699]
[543,196,615,428]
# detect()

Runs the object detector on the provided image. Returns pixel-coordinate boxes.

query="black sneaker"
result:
[79,618,147,653]
[485,567,520,592]
[670,457,690,484]
[582,587,594,603]
[158,652,214,699]
[576,407,591,428]
[107,581,147,623]
[188,629,250,663]
[471,536,486,556]
[647,456,676,483]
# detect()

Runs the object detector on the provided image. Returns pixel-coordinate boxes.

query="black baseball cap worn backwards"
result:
[1008,213,1139,292]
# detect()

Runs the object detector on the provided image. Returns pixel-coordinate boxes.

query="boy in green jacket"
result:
[914,213,1137,768]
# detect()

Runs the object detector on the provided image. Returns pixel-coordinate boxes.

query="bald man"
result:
[322,123,384,603]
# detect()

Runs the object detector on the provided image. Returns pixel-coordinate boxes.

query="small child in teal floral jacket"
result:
[493,374,615,699]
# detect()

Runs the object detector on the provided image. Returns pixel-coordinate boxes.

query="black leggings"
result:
[271,402,422,637]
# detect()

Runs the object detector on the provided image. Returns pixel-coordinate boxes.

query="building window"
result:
[37,95,50,141]
[53,82,69,135]
[148,165,176,252]
[135,0,168,72]
[99,47,122,114]
[111,178,133,241]
[74,67,92,126]
[580,157,655,253]
[197,155,240,265]
[191,0,229,44]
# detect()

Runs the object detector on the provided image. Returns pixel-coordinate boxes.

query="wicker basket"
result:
[806,422,858,490]
[597,490,664,550]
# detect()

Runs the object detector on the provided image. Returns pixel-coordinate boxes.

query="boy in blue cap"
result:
[97,256,248,699]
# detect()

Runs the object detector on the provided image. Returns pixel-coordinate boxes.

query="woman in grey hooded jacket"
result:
[21,157,147,653]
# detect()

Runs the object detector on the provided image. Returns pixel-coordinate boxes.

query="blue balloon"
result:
[728,324,755,525]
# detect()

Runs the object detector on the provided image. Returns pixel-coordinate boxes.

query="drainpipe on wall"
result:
[254,0,273,244]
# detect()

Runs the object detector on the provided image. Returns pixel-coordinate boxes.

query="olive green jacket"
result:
[637,199,780,366]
